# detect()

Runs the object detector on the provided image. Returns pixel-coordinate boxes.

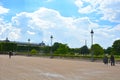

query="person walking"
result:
[103,54,108,65]
[110,54,115,66]
[9,51,13,59]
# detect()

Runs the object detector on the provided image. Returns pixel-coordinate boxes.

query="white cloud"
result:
[27,31,35,35]
[113,24,120,31]
[75,0,83,8]
[75,0,120,23]
[0,6,9,14]
[0,17,21,41]
[0,19,6,35]
[99,0,120,22]
[12,12,31,26]
[78,5,95,14]
[75,0,97,14]
[94,24,120,48]
[8,28,21,40]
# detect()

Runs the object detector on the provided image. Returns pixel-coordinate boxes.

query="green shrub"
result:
[30,49,38,55]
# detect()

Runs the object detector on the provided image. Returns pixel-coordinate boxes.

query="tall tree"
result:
[91,44,104,56]
[112,39,120,55]
[104,47,113,54]
[52,42,61,52]
[54,44,69,54]
[81,45,89,55]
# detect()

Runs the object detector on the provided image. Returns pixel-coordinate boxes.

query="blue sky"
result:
[0,0,120,48]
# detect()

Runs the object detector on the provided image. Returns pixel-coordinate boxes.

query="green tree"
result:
[0,43,2,51]
[112,39,120,55]
[41,46,50,53]
[55,44,69,54]
[91,44,104,56]
[69,48,80,54]
[0,42,17,52]
[104,47,113,54]
[17,45,28,52]
[30,49,38,55]
[52,42,61,52]
[81,45,89,55]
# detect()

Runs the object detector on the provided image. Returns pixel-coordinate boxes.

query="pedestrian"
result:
[110,54,115,66]
[103,54,108,65]
[9,51,13,59]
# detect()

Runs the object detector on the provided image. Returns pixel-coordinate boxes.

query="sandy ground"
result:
[0,55,120,80]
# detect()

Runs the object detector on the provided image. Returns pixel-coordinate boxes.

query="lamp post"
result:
[28,38,30,56]
[50,35,53,58]
[90,29,94,61]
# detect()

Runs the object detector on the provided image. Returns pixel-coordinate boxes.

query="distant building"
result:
[0,37,10,42]
[0,38,46,47]
[39,41,45,47]
[5,37,10,42]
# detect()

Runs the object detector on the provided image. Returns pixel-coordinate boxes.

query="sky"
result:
[0,0,120,49]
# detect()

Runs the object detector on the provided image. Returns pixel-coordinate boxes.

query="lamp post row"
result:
[27,30,94,60]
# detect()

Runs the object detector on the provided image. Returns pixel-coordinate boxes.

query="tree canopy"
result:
[0,42,17,52]
[112,39,120,55]
[91,44,104,56]
[54,43,69,54]
[80,45,89,55]
[104,47,113,54]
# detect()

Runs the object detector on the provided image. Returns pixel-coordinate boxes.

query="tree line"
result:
[0,39,120,56]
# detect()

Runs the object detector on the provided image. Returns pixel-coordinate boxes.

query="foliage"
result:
[91,44,104,56]
[104,47,113,54]
[54,44,69,54]
[0,42,17,52]
[112,39,120,55]
[17,45,40,52]
[30,49,38,55]
[17,45,29,52]
[41,46,50,53]
[52,42,61,52]
[69,48,80,54]
[80,45,89,55]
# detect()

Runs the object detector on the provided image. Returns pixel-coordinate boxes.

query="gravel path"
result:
[0,55,120,80]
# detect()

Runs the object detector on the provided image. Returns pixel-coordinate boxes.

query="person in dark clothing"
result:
[110,55,115,66]
[103,55,108,65]
[9,51,13,59]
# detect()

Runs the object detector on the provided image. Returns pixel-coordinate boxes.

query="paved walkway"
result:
[0,55,120,80]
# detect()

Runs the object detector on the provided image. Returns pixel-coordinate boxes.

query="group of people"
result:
[103,54,115,66]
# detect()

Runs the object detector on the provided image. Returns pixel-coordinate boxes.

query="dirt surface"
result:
[0,55,120,80]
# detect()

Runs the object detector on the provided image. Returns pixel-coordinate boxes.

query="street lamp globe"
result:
[28,39,30,42]
[91,29,94,34]
[50,35,53,39]
[90,29,94,45]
